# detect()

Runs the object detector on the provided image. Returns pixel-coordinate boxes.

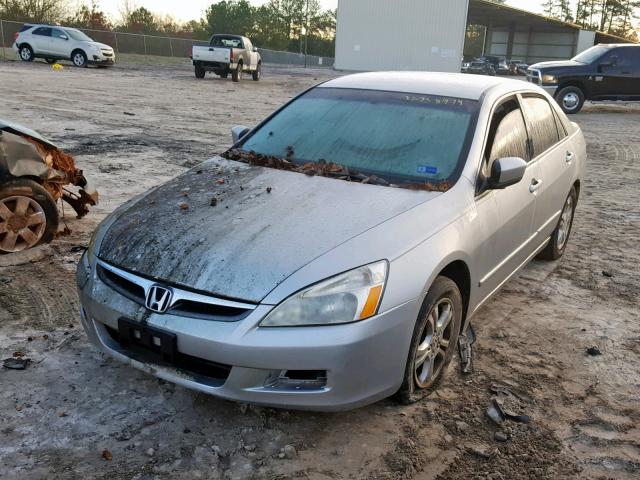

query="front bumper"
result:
[76,255,419,411]
[89,53,115,65]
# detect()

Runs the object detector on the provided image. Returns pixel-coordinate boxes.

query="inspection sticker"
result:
[417,165,438,175]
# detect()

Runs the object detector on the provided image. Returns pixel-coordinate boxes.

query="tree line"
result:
[0,0,337,57]
[543,0,640,40]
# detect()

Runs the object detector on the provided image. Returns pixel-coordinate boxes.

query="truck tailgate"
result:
[192,46,230,63]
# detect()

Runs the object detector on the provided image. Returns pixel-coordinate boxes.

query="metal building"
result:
[335,0,470,72]
[335,0,633,72]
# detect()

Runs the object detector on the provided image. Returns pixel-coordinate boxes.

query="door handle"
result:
[530,178,543,193]
[566,151,574,164]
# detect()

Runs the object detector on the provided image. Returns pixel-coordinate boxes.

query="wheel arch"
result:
[70,48,87,60]
[437,260,471,333]
[557,81,587,98]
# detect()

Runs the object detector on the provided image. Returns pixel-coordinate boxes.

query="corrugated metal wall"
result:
[487,29,577,63]
[335,0,470,72]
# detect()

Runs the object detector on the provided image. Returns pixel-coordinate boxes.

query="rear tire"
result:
[219,72,229,79]
[0,179,59,254]
[19,45,34,62]
[72,50,88,68]
[538,186,577,261]
[555,86,585,114]
[396,276,462,404]
[232,62,242,82]
[195,64,206,79]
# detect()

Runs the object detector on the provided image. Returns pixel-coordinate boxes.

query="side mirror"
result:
[488,157,527,189]
[60,34,68,40]
[252,47,258,53]
[231,125,250,144]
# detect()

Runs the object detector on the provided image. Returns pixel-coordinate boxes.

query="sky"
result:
[95,1,549,23]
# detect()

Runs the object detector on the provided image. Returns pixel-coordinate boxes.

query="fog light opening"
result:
[264,370,327,391]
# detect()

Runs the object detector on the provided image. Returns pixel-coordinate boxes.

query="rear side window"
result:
[32,27,52,37]
[19,25,33,33]
[521,96,560,158]
[614,47,640,68]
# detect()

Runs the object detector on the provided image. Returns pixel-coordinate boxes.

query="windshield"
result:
[232,88,478,189]
[64,28,94,42]
[572,46,609,64]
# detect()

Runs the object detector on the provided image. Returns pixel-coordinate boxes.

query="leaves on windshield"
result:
[222,148,452,192]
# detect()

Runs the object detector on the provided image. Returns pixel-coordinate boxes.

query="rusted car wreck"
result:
[0,120,97,253]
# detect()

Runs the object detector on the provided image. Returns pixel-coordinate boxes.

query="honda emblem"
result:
[145,285,173,313]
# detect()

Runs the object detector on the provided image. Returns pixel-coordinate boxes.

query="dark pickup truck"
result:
[527,43,640,114]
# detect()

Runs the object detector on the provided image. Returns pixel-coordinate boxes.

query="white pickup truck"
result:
[192,34,262,82]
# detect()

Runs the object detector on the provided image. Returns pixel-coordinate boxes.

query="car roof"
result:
[320,72,532,101]
[597,43,639,48]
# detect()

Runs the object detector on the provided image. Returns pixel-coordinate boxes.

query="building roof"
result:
[320,71,533,100]
[468,0,636,43]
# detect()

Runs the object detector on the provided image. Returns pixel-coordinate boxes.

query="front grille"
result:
[96,260,256,322]
[527,69,542,85]
[104,325,231,386]
[97,263,146,304]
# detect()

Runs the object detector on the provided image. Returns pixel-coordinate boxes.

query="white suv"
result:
[14,24,115,67]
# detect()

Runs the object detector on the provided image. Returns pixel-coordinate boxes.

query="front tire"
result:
[0,179,59,254]
[252,63,261,81]
[555,86,585,114]
[538,186,577,261]
[195,64,205,79]
[397,276,462,404]
[72,50,88,68]
[19,45,34,62]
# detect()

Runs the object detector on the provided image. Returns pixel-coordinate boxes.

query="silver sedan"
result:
[76,72,586,410]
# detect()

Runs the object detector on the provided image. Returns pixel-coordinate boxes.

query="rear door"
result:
[520,94,572,242]
[626,47,640,97]
[30,27,52,54]
[595,47,636,97]
[474,95,541,302]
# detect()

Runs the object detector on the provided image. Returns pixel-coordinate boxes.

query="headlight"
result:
[542,74,557,84]
[260,261,388,327]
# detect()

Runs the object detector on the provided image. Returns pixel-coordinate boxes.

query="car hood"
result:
[98,157,439,303]
[530,60,583,70]
[82,41,113,50]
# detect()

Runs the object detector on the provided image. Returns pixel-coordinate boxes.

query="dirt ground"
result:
[0,60,639,480]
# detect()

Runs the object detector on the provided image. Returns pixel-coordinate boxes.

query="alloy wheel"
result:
[414,298,455,388]
[73,53,85,67]
[20,47,32,61]
[556,194,574,250]
[0,196,47,252]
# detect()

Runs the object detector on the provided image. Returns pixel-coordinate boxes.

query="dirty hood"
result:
[98,157,438,303]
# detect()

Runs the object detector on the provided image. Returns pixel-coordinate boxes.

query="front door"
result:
[49,28,71,58]
[473,96,541,302]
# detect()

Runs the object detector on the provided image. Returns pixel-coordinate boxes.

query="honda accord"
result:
[76,72,586,410]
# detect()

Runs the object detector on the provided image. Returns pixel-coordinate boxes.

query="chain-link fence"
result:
[0,19,334,68]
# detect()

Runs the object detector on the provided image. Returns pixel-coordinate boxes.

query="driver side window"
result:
[479,96,530,192]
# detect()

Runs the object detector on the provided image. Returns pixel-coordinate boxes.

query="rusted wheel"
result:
[0,179,59,253]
